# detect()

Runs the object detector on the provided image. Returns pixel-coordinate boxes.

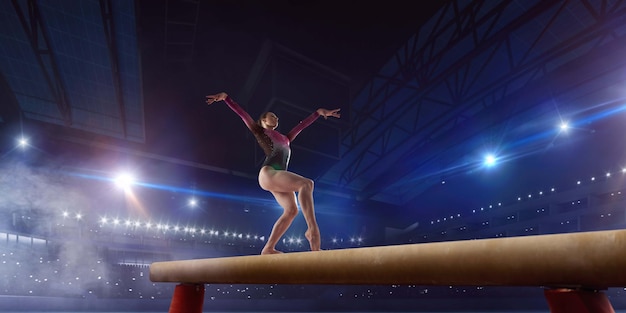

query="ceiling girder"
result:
[359,0,626,203]
[330,0,563,187]
[99,0,127,138]
[163,0,200,63]
[326,0,626,204]
[11,0,72,126]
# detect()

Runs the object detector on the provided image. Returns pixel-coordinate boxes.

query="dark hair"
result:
[257,112,270,127]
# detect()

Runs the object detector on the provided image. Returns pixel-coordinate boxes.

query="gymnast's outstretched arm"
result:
[206,92,257,131]
[286,108,341,142]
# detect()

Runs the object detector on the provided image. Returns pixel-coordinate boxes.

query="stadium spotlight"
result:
[17,137,28,148]
[484,154,497,167]
[114,172,136,190]
[188,198,198,207]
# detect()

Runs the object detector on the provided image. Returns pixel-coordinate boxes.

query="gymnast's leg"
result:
[261,191,298,254]
[258,166,321,253]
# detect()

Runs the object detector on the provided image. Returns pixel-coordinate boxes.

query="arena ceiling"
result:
[1,0,626,227]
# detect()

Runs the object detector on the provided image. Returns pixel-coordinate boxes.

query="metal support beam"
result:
[99,0,127,138]
[164,0,200,63]
[11,0,72,126]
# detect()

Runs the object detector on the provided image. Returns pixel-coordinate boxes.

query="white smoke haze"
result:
[1,161,89,209]
[0,160,111,297]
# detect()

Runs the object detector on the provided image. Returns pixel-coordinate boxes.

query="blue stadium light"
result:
[484,154,497,167]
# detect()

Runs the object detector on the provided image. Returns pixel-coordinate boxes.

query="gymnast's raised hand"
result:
[205,92,228,105]
[316,108,341,120]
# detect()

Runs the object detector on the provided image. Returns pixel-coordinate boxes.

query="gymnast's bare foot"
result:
[261,247,283,255]
[305,228,321,251]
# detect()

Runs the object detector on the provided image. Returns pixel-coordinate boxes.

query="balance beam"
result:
[151,229,626,313]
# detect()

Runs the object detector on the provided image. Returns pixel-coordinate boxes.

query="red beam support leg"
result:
[168,283,205,313]
[544,288,615,313]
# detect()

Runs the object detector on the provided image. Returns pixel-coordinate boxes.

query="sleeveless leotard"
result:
[224,96,319,170]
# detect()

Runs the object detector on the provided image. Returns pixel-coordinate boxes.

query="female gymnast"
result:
[205,92,341,254]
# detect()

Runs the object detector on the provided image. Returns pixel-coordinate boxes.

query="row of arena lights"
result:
[61,213,365,246]
[431,168,626,225]
[98,216,265,241]
[61,211,264,240]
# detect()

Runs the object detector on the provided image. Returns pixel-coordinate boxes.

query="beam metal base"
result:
[168,283,204,313]
[544,288,615,313]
